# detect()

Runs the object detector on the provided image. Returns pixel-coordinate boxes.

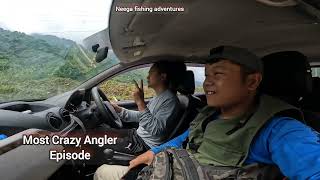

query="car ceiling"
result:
[108,0,320,63]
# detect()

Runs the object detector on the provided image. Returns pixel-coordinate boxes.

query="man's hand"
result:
[133,79,146,111]
[110,102,122,113]
[128,150,155,170]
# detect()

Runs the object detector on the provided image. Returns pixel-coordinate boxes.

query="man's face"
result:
[147,65,166,88]
[203,60,252,108]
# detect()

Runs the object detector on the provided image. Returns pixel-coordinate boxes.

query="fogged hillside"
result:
[0,28,119,101]
[0,28,203,102]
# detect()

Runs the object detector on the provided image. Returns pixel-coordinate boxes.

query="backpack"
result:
[136,149,284,180]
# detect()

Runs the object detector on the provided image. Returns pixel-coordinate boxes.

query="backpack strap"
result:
[200,163,285,180]
[169,149,201,180]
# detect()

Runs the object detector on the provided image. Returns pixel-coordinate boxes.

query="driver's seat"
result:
[166,70,205,140]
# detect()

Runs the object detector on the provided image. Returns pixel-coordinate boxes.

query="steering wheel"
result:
[91,87,123,128]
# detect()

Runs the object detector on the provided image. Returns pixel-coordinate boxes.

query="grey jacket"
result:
[119,89,181,147]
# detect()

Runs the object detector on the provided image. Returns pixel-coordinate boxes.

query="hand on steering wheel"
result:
[110,103,123,113]
[91,87,123,128]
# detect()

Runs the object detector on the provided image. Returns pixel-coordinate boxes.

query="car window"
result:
[0,0,117,102]
[312,67,320,77]
[187,66,205,93]
[100,65,205,102]
[100,67,155,101]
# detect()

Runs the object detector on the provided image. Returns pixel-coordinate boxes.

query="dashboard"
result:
[0,89,95,180]
[0,103,70,134]
[0,89,90,136]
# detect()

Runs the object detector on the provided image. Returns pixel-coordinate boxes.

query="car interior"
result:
[0,0,320,179]
[97,49,320,170]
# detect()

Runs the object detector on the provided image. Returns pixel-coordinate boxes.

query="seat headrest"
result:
[260,51,313,104]
[177,70,195,95]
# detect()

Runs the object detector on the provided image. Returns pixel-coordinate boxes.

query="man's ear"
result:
[246,73,262,91]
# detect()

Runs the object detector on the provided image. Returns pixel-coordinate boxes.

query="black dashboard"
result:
[0,104,69,134]
[0,89,89,137]
[0,89,94,180]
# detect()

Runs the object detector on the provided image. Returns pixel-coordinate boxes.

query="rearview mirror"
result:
[93,44,109,63]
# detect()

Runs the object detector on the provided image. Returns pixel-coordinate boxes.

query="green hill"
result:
[0,28,119,101]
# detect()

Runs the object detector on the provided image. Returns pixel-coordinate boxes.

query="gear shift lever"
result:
[103,148,135,161]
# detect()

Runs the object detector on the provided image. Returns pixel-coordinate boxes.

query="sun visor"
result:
[82,28,111,52]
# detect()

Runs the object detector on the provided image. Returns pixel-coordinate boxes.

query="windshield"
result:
[0,0,118,102]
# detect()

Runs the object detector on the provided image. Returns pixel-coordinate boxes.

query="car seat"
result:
[260,51,320,131]
[258,51,319,179]
[300,77,320,131]
[260,51,313,106]
[166,70,206,140]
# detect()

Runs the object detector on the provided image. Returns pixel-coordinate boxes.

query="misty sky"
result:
[0,0,112,42]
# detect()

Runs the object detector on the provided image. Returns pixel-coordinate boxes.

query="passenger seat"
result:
[260,51,312,106]
[261,51,320,131]
[166,70,206,140]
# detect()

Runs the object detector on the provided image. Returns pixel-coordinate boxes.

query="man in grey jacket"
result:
[104,61,185,154]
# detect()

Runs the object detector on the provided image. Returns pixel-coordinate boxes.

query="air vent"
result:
[46,112,62,130]
[59,108,71,122]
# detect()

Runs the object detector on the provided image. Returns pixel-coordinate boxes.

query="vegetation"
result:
[0,28,118,102]
[0,28,204,102]
[100,68,155,101]
[100,79,155,101]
